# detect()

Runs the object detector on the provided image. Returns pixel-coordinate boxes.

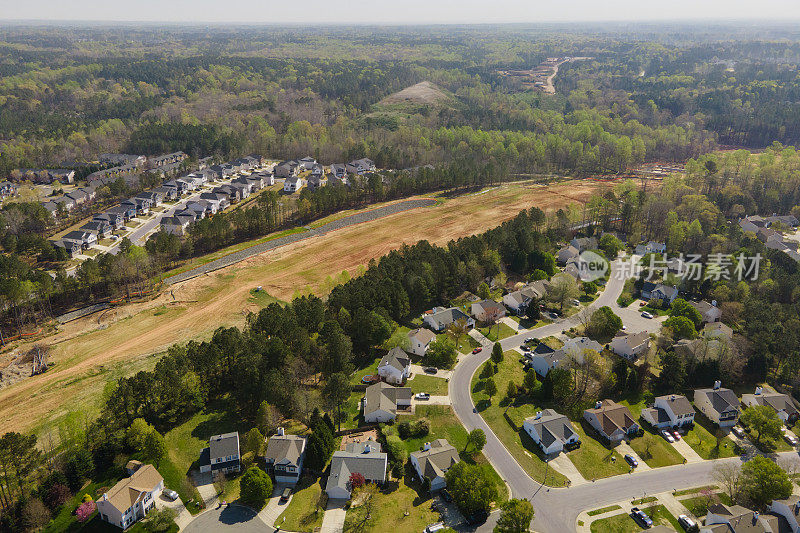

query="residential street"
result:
[449,259,800,533]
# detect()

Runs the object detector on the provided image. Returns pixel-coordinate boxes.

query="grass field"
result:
[471,355,570,487]
[275,476,326,532]
[478,322,516,341]
[628,428,685,468]
[408,374,449,396]
[0,179,610,437]
[590,505,679,533]
[679,492,732,517]
[587,505,621,516]
[567,423,629,480]
[682,414,738,459]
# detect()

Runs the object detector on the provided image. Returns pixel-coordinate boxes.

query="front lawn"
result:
[478,322,516,341]
[590,505,679,533]
[587,505,622,516]
[276,476,326,532]
[682,415,737,460]
[566,423,629,480]
[628,429,685,468]
[471,357,570,487]
[408,374,449,396]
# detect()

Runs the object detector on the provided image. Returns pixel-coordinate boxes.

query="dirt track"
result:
[0,179,609,435]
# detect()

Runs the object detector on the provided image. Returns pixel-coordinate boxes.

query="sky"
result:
[2,0,800,24]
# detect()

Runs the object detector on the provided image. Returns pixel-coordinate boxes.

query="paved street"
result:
[183,504,271,533]
[449,259,800,532]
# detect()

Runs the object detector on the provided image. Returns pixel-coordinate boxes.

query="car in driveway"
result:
[415,393,430,400]
[732,425,745,438]
[472,347,482,354]
[630,507,653,528]
[624,454,639,468]
[440,489,453,503]
[641,311,654,319]
[424,367,438,374]
[280,487,292,502]
[661,429,675,443]
[672,430,681,441]
[678,514,697,531]
[424,523,446,533]
[163,489,178,501]
[784,432,798,446]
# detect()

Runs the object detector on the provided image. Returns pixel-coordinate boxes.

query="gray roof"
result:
[473,299,505,315]
[364,382,412,418]
[524,409,578,448]
[264,434,306,468]
[410,439,459,481]
[379,348,410,373]
[209,432,239,461]
[743,392,799,418]
[656,394,695,417]
[427,307,471,329]
[327,440,387,493]
[695,388,740,415]
[408,328,436,345]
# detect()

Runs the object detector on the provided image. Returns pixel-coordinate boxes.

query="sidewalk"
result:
[409,364,452,380]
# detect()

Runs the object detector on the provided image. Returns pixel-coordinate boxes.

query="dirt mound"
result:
[379,81,448,106]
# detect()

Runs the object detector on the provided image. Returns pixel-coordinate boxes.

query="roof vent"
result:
[534,411,542,420]
[711,300,717,307]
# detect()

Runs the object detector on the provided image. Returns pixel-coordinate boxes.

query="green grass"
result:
[679,493,732,517]
[683,414,738,460]
[408,374,449,396]
[44,476,116,532]
[673,485,718,497]
[628,428,685,468]
[478,322,516,341]
[590,505,679,533]
[631,496,657,505]
[275,476,326,532]
[247,288,283,307]
[471,356,570,487]
[340,390,365,430]
[587,505,622,516]
[350,355,382,386]
[567,423,630,480]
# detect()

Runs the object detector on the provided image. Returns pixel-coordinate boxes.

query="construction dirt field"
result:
[0,179,611,437]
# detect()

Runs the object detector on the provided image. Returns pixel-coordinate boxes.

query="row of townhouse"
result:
[42,186,98,218]
[276,157,377,193]
[12,168,75,185]
[740,213,800,262]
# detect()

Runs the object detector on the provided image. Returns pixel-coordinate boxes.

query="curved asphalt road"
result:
[449,261,800,532]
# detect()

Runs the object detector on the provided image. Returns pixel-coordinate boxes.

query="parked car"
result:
[661,429,675,443]
[570,299,581,305]
[678,514,697,531]
[624,454,639,468]
[784,433,798,446]
[672,430,682,441]
[425,367,437,374]
[472,347,482,354]
[630,507,653,528]
[641,311,654,319]
[732,425,745,438]
[440,489,453,503]
[162,489,178,501]
[520,345,530,352]
[424,523,445,533]
[280,487,292,502]
[415,393,430,400]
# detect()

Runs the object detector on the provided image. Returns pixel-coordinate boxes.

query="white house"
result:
[423,307,474,332]
[741,387,800,425]
[471,299,507,322]
[326,440,387,499]
[769,496,800,533]
[410,439,459,492]
[96,464,164,530]
[284,177,304,192]
[609,331,650,361]
[523,409,580,455]
[641,394,695,429]
[407,328,436,357]
[362,382,412,423]
[694,383,740,427]
[377,347,411,385]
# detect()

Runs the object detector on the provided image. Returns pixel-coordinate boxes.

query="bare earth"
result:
[378,81,448,105]
[0,179,609,435]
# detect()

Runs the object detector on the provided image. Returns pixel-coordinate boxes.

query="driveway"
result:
[258,485,293,528]
[154,492,193,530]
[192,472,218,504]
[183,504,271,533]
[410,364,452,380]
[320,498,347,533]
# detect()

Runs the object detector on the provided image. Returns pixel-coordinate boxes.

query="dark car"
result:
[280,487,292,502]
[631,507,653,528]
[440,489,453,503]
[624,454,638,468]
[424,367,438,374]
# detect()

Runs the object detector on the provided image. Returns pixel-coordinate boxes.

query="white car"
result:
[784,433,798,446]
[678,514,696,531]
[660,429,675,443]
[641,311,654,319]
[163,489,178,501]
[415,393,430,400]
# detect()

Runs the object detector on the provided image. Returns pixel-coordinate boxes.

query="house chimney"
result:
[276,427,285,436]
[423,442,431,451]
[711,300,717,307]
[535,411,542,420]
[755,387,762,395]
[713,380,722,390]
[595,401,602,409]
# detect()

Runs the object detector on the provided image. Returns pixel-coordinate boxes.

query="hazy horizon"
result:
[3,0,800,25]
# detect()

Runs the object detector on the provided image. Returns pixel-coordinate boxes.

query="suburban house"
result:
[152,185,178,201]
[471,299,507,322]
[409,439,459,492]
[704,503,781,533]
[642,394,696,429]
[635,241,667,256]
[184,202,209,219]
[331,163,347,178]
[377,347,411,385]
[769,495,800,533]
[307,175,325,190]
[423,307,475,332]
[739,215,767,234]
[767,213,800,228]
[274,160,300,178]
[213,185,242,202]
[165,179,189,196]
[347,158,376,174]
[199,432,241,475]
[161,215,192,236]
[362,382,412,423]
[96,463,163,530]
[122,197,150,216]
[200,192,230,210]
[609,331,650,361]
[107,204,136,221]
[503,281,550,315]
[641,282,679,304]
[523,409,580,455]
[690,300,722,324]
[583,399,640,443]
[65,189,90,205]
[703,322,734,340]
[264,428,307,485]
[80,220,112,239]
[741,388,800,425]
[326,440,387,499]
[570,236,598,252]
[54,239,82,257]
[407,328,436,357]
[528,337,601,377]
[63,230,96,249]
[284,176,304,192]
[556,245,580,265]
[135,191,163,207]
[694,383,740,427]
[94,212,124,229]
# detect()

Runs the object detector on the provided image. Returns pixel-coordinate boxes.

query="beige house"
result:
[694,383,740,428]
[97,464,164,530]
[583,400,639,443]
[363,382,412,423]
[410,439,459,491]
[609,331,650,361]
[407,328,436,356]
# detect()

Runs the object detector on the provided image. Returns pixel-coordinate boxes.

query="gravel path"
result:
[56,303,110,324]
[164,198,436,285]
